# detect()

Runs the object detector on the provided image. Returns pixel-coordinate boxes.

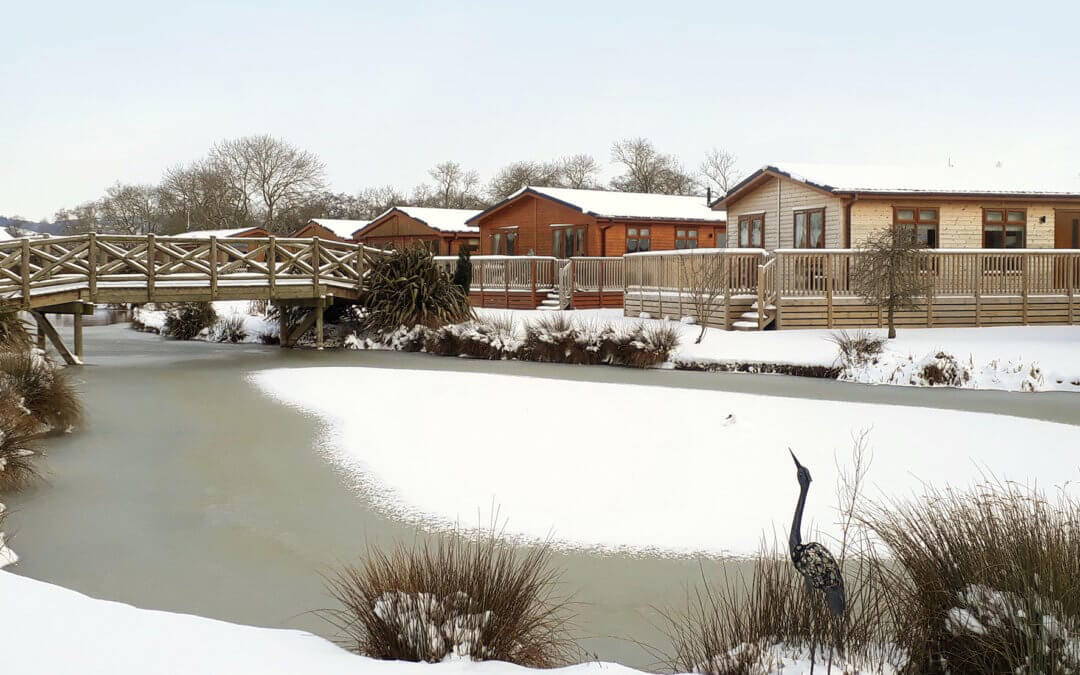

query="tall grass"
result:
[0,398,38,492]
[324,530,577,667]
[162,302,218,340]
[359,247,473,335]
[0,350,82,432]
[0,308,31,351]
[865,480,1080,673]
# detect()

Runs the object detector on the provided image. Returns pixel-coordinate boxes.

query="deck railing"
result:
[623,249,767,297]
[0,234,378,305]
[568,257,624,292]
[433,256,558,293]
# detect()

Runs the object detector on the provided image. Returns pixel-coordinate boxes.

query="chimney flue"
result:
[706,187,712,205]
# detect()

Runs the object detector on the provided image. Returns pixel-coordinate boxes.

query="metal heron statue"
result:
[788,449,845,673]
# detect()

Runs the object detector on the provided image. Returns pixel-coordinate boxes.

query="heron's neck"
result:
[790,480,809,553]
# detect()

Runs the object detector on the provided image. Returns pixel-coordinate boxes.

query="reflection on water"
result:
[3,324,1077,669]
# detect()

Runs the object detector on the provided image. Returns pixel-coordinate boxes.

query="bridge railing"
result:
[0,234,383,304]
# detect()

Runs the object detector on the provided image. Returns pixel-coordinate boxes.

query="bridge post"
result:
[88,232,98,301]
[210,236,218,301]
[21,238,30,309]
[73,310,83,360]
[277,303,289,348]
[315,296,325,351]
[268,236,277,296]
[147,234,156,302]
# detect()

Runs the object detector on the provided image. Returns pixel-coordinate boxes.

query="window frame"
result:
[792,208,826,249]
[737,214,764,248]
[982,208,1027,249]
[551,226,586,258]
[892,206,940,249]
[675,228,699,250]
[626,226,652,253]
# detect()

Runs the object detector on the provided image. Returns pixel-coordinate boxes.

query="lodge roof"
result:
[359,207,481,236]
[469,186,727,224]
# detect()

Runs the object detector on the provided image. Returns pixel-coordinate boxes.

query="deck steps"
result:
[536,291,563,311]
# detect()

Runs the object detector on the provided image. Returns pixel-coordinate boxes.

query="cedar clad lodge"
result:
[468,186,726,257]
[290,219,368,242]
[715,163,1080,251]
[353,206,481,255]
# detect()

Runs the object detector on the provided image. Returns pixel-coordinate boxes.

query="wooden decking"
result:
[624,249,1080,330]
[0,234,380,362]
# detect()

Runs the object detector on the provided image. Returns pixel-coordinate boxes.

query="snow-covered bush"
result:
[457,314,521,359]
[0,349,82,432]
[839,346,1047,391]
[325,531,576,666]
[522,312,577,362]
[162,302,218,340]
[0,502,16,568]
[0,398,38,492]
[212,314,248,344]
[358,247,473,335]
[918,351,970,387]
[866,480,1080,673]
[829,329,886,369]
[0,307,31,351]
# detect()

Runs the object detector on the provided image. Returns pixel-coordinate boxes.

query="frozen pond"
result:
[4,324,1079,669]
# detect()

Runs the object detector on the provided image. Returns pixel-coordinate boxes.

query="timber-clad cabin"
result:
[353,207,481,255]
[714,163,1080,251]
[467,186,727,257]
[290,219,367,242]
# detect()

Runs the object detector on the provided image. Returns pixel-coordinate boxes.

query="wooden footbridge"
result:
[0,234,380,364]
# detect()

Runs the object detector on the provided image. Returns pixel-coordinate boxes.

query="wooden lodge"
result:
[353,207,480,255]
[468,186,726,257]
[290,219,367,242]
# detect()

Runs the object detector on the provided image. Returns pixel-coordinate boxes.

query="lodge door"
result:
[1056,211,1080,248]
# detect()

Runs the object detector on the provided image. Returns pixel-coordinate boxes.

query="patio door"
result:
[1054,211,1080,288]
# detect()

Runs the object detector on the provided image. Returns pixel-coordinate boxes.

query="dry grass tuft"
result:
[522,313,576,363]
[828,330,886,368]
[865,479,1080,673]
[0,398,39,492]
[324,530,577,667]
[0,350,82,432]
[163,302,218,340]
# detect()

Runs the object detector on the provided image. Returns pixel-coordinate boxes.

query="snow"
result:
[0,570,643,675]
[498,186,726,223]
[369,207,482,233]
[134,300,276,343]
[174,227,264,239]
[249,366,1080,556]
[767,162,1080,196]
[308,218,369,238]
[0,504,15,569]
[470,310,1080,392]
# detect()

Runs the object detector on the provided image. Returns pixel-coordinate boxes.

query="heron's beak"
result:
[788,448,803,468]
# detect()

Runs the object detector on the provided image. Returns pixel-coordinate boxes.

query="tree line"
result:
[52,135,744,235]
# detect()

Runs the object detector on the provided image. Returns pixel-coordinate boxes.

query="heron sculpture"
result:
[788,449,845,615]
[788,449,845,673]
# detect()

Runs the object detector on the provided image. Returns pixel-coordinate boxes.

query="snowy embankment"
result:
[249,367,1080,556]
[134,300,276,343]
[0,571,640,675]
[476,309,1080,393]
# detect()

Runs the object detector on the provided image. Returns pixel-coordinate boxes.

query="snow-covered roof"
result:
[307,219,369,238]
[762,163,1080,197]
[481,186,726,223]
[174,227,264,239]
[368,207,481,234]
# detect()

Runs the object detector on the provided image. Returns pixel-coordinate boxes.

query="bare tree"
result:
[486,160,562,200]
[159,160,253,232]
[97,183,164,234]
[209,135,326,232]
[699,147,744,196]
[610,137,698,195]
[358,185,408,218]
[557,154,600,189]
[676,252,730,343]
[851,227,932,339]
[414,161,485,209]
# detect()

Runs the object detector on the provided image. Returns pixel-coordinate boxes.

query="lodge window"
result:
[793,208,826,248]
[675,229,699,249]
[491,231,518,255]
[737,214,764,248]
[421,239,440,255]
[894,207,939,248]
[552,227,586,258]
[983,209,1026,248]
[626,227,651,253]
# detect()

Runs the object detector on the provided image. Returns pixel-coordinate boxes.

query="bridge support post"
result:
[29,310,81,366]
[315,296,325,350]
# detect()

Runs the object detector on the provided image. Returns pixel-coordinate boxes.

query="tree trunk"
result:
[887,303,896,339]
[696,322,706,344]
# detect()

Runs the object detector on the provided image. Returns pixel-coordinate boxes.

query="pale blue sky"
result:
[3,0,1078,220]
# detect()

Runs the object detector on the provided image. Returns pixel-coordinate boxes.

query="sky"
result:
[3,0,1079,221]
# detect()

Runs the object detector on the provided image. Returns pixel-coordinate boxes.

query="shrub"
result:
[324,531,576,666]
[865,481,1080,674]
[828,330,886,368]
[918,351,971,387]
[162,302,218,340]
[457,314,520,360]
[452,247,472,292]
[522,313,577,363]
[0,398,39,491]
[424,324,464,357]
[213,315,248,343]
[603,322,680,368]
[257,331,280,346]
[0,307,31,351]
[0,350,82,432]
[359,247,472,336]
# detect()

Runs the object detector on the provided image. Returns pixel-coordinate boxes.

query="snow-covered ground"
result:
[0,570,644,675]
[475,309,1080,392]
[134,300,276,343]
[250,367,1080,556]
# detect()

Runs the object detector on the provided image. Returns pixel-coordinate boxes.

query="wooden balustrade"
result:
[0,234,380,307]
